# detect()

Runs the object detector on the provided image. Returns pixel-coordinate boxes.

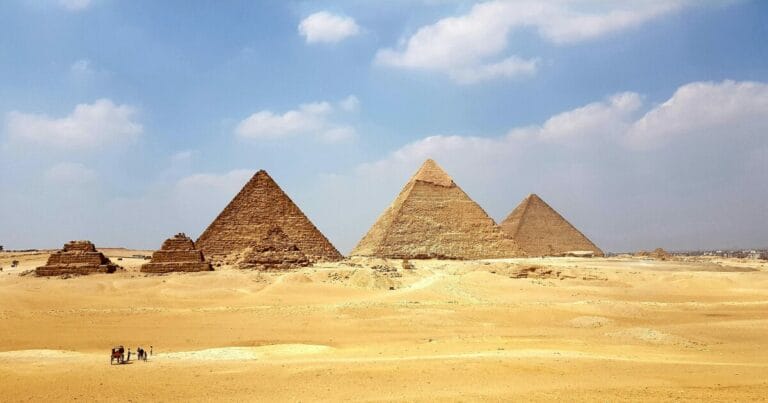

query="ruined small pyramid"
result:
[141,233,213,273]
[351,159,523,259]
[196,170,342,262]
[238,226,311,270]
[500,194,603,257]
[36,240,120,276]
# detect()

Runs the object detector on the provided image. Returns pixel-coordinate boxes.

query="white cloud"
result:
[298,11,361,44]
[59,0,92,11]
[375,0,689,83]
[535,92,643,144]
[235,96,359,143]
[626,80,768,149]
[450,56,539,84]
[5,99,142,149]
[44,162,97,185]
[236,102,331,139]
[536,2,684,44]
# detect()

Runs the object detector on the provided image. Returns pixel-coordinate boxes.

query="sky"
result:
[1,0,767,253]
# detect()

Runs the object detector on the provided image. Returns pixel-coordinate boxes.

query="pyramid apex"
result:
[411,159,454,187]
[252,169,277,183]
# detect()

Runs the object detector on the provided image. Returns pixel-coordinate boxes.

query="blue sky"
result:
[1,0,767,253]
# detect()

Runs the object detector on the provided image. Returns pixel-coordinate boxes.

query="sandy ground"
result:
[1,251,768,402]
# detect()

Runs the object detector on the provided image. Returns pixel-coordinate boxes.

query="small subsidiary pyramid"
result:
[141,233,213,273]
[351,159,523,259]
[238,226,311,270]
[196,170,342,262]
[500,194,603,257]
[36,240,120,276]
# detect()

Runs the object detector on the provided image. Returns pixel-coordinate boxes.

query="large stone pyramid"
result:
[196,170,342,262]
[351,159,523,259]
[36,240,120,276]
[500,194,603,257]
[141,233,213,273]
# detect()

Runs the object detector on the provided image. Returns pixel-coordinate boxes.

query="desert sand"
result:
[1,250,768,401]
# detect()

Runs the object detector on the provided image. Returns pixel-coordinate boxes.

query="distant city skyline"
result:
[1,0,767,253]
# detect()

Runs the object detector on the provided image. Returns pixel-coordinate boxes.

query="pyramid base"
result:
[238,260,312,271]
[140,262,213,273]
[36,264,118,277]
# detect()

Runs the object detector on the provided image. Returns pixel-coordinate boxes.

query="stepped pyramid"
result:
[141,233,213,273]
[238,226,310,270]
[500,194,603,257]
[36,240,120,276]
[196,170,342,262]
[351,159,523,259]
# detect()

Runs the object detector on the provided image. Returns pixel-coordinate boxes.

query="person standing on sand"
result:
[126,348,131,362]
[150,346,153,356]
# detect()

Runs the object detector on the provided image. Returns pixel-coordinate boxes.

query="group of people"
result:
[112,345,152,364]
[136,346,151,361]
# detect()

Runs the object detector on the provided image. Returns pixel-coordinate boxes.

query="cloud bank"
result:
[5,99,142,149]
[376,0,689,83]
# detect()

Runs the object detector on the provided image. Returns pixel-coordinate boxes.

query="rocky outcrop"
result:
[635,248,672,261]
[36,241,120,276]
[196,170,342,263]
[351,159,523,259]
[141,233,212,273]
[500,194,603,257]
[237,226,311,270]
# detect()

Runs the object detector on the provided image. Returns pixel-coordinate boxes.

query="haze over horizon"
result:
[1,0,767,253]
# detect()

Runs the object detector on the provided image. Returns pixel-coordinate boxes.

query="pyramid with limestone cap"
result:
[351,159,523,259]
[196,170,342,263]
[500,194,603,257]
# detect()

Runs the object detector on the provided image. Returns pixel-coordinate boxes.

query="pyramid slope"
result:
[500,194,603,257]
[196,170,342,262]
[352,159,523,259]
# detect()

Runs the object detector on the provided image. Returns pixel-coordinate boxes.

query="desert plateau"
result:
[2,251,768,401]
